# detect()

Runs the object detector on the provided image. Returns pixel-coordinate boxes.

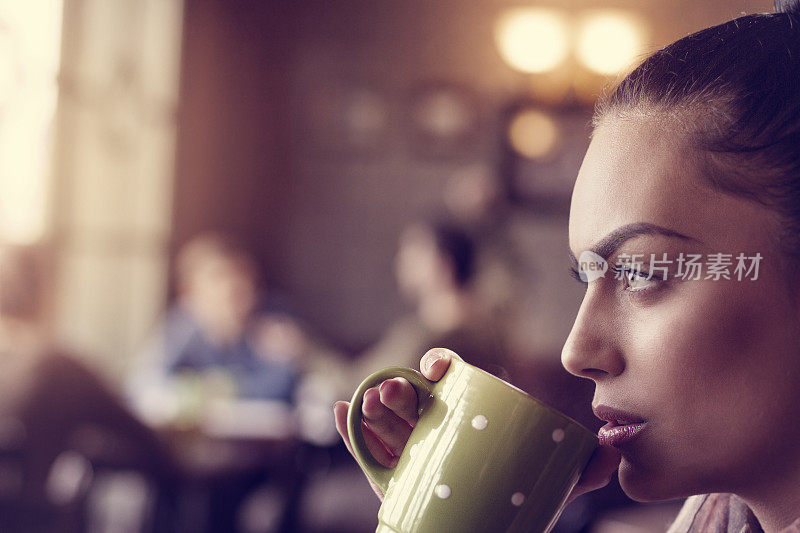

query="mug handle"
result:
[347,366,436,494]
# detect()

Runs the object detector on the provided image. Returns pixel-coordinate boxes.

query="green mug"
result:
[347,356,598,533]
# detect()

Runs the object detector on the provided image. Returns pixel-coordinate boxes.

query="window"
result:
[0,0,63,244]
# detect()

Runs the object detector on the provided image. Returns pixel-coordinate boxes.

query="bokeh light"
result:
[507,108,559,160]
[576,10,647,75]
[495,8,570,74]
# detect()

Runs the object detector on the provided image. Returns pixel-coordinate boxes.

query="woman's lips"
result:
[593,404,647,447]
[597,421,647,447]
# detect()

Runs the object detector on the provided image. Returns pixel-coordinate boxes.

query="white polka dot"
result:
[552,428,565,442]
[435,484,451,499]
[511,492,525,506]
[409,444,417,457]
[471,415,488,430]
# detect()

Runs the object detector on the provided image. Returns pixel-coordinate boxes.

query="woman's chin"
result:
[617,456,681,503]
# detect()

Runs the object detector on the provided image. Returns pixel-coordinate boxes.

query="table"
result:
[149,400,305,533]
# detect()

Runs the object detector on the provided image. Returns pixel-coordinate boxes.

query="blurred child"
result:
[129,233,304,419]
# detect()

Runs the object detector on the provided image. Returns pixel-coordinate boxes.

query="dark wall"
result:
[172,0,295,279]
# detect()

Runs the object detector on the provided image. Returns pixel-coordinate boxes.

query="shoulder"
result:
[667,494,709,533]
[33,350,93,377]
[667,493,761,533]
[28,351,109,396]
[782,518,800,532]
[1,349,88,387]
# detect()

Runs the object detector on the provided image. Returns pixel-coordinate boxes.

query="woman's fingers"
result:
[333,401,354,455]
[420,348,456,380]
[334,399,397,466]
[379,377,419,426]
[362,387,414,457]
[566,444,622,505]
[334,383,416,466]
[360,419,399,468]
[332,400,387,499]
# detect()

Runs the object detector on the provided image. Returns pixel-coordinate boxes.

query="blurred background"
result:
[0,0,772,532]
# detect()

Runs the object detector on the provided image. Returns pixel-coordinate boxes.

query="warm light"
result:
[576,10,646,75]
[0,0,63,244]
[508,109,559,160]
[414,91,473,138]
[495,8,570,74]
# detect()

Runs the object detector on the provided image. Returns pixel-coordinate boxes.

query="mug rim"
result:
[454,358,598,439]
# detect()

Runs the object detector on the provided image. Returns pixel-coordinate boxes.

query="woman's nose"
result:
[561,291,625,381]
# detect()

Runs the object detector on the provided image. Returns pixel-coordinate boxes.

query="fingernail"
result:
[424,353,441,373]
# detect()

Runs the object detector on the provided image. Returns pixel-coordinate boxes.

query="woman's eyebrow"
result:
[568,222,700,265]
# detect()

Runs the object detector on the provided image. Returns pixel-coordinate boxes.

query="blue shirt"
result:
[162,308,297,403]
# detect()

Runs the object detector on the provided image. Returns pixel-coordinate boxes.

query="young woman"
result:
[334,1,800,530]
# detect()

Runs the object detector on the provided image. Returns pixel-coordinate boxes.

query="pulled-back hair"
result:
[594,0,800,255]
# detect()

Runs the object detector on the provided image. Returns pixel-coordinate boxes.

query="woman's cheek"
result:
[630,280,784,455]
[632,280,761,378]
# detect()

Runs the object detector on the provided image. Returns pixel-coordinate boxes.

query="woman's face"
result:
[395,225,447,300]
[563,115,800,502]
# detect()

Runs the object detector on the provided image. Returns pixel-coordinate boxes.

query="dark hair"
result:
[595,0,800,255]
[427,220,476,288]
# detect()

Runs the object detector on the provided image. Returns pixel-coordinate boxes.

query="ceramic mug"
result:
[347,356,598,533]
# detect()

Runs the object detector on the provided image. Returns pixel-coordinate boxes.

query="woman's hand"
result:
[333,347,454,500]
[333,347,622,504]
[565,444,621,506]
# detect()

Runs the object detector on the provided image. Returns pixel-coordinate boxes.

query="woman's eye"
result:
[623,268,657,292]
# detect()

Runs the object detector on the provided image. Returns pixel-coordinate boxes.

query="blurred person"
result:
[129,233,303,420]
[442,165,526,354]
[0,245,175,531]
[128,233,330,533]
[355,217,509,384]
